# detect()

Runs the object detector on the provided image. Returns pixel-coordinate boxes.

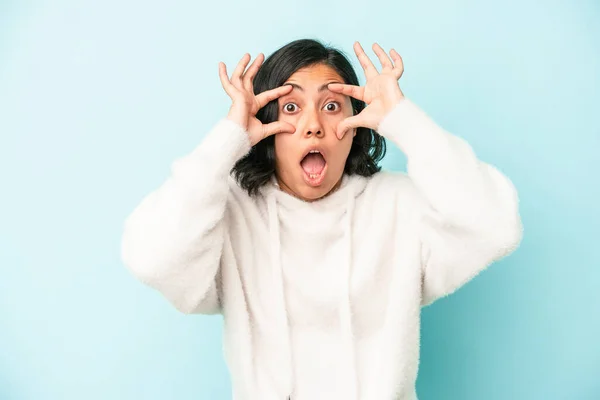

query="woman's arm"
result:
[121,52,295,314]
[121,119,251,314]
[329,41,522,306]
[378,98,523,306]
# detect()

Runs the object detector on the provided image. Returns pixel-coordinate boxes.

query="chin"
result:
[298,186,331,202]
[295,173,342,202]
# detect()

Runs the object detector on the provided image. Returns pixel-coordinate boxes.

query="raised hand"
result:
[219,53,296,146]
[328,42,405,139]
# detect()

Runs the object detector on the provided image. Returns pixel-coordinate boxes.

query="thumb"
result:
[262,120,296,138]
[336,115,364,140]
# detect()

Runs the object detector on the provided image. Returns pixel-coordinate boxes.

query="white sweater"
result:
[121,98,523,400]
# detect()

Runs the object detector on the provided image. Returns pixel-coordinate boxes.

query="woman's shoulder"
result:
[363,169,425,205]
[365,169,415,191]
[226,175,259,206]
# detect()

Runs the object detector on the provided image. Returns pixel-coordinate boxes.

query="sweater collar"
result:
[261,173,367,399]
[260,173,368,210]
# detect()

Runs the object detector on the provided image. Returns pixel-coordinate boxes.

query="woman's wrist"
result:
[226,108,248,132]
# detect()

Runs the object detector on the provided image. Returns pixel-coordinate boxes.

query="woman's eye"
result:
[283,103,298,113]
[324,102,340,112]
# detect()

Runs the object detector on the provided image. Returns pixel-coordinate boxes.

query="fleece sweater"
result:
[121,98,523,400]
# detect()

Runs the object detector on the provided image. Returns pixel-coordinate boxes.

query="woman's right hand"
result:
[219,53,296,147]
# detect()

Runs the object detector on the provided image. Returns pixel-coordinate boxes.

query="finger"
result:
[372,43,393,71]
[218,62,238,98]
[255,84,293,109]
[389,48,404,79]
[354,41,378,80]
[243,53,264,92]
[327,83,364,101]
[231,53,251,87]
[262,120,296,138]
[336,115,365,140]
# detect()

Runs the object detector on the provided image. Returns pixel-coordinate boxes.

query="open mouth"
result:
[300,149,328,187]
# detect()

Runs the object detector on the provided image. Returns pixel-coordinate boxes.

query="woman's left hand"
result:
[328,42,405,139]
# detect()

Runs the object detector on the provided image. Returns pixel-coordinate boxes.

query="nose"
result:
[302,110,325,138]
[305,127,324,138]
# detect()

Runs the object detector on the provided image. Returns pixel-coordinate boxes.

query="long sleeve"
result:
[377,98,523,306]
[121,118,251,314]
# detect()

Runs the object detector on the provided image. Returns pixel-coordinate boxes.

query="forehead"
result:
[285,64,344,86]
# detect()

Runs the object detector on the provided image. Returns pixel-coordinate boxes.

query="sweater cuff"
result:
[191,118,252,165]
[376,98,449,160]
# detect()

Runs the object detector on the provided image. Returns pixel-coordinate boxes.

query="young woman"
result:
[121,39,522,400]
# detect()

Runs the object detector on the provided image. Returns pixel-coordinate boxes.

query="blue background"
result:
[1,0,599,399]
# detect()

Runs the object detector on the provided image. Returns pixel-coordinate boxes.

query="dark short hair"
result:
[231,38,386,196]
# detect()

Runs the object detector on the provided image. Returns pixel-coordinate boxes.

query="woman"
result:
[121,38,522,400]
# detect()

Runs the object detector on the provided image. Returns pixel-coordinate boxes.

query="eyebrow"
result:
[283,82,342,93]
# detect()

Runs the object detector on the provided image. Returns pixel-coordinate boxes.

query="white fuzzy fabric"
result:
[121,98,523,400]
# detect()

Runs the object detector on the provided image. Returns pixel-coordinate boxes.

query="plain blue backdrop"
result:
[1,0,599,399]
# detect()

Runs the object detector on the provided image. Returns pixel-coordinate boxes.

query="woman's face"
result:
[274,63,356,202]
